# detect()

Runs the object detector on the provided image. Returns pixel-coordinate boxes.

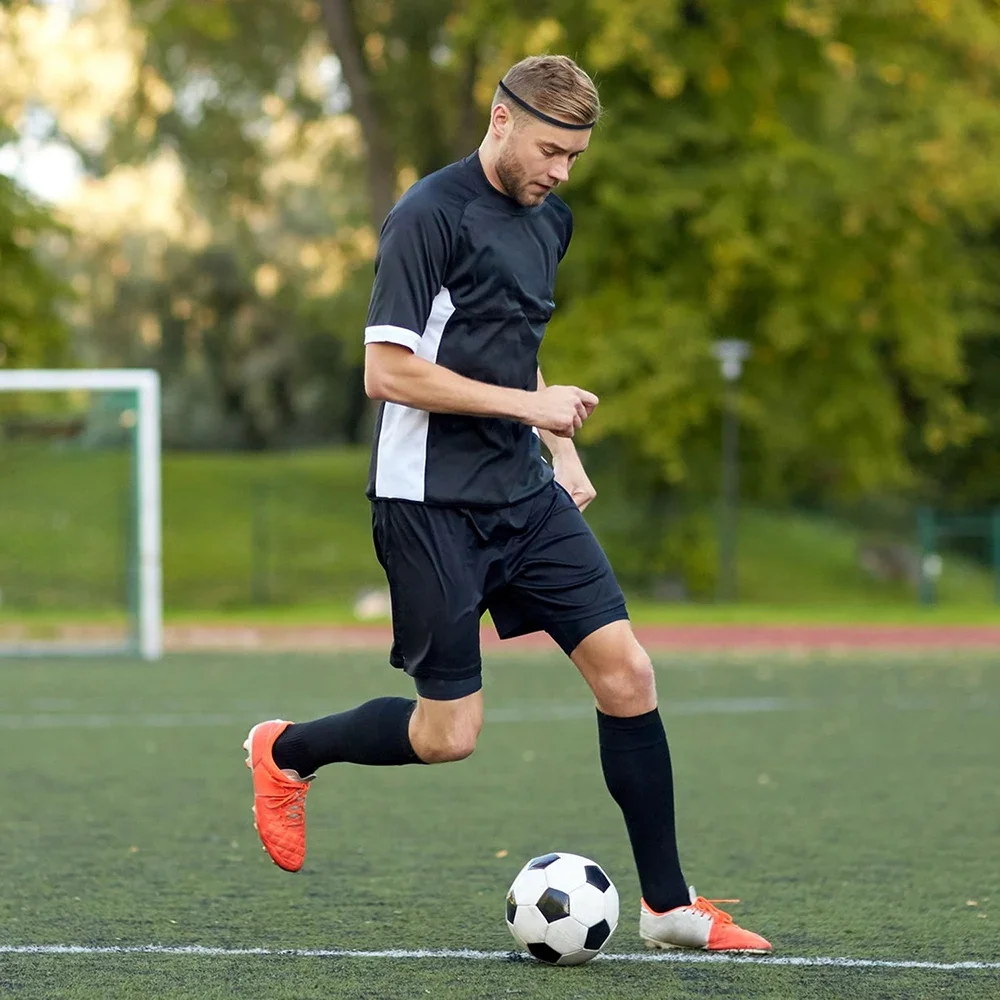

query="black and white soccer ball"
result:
[505,852,619,966]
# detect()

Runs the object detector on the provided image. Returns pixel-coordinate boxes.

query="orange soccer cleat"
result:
[243,719,313,872]
[639,888,772,953]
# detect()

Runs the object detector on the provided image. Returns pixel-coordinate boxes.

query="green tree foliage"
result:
[73,227,372,449]
[50,1,375,446]
[472,0,1000,589]
[541,0,1000,505]
[98,0,511,446]
[0,122,68,370]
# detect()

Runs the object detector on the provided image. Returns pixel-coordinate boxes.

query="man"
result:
[244,54,771,954]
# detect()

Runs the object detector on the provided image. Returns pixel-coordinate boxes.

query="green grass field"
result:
[3,438,997,661]
[1,443,997,620]
[1,650,998,998]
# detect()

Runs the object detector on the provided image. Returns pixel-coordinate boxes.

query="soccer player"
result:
[244,54,771,954]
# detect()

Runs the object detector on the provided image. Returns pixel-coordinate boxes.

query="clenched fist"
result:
[525,385,599,438]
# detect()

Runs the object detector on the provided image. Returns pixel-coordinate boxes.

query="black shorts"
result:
[371,482,628,701]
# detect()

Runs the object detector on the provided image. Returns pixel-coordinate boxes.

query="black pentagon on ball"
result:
[526,852,561,871]
[527,941,563,965]
[505,890,517,925]
[536,887,571,923]
[584,919,612,951]
[584,864,611,893]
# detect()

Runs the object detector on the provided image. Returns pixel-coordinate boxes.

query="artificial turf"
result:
[0,650,997,998]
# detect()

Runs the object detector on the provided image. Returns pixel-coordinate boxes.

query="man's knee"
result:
[417,730,479,764]
[592,645,656,717]
[409,694,483,764]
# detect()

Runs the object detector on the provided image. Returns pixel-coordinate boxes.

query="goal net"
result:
[0,370,162,660]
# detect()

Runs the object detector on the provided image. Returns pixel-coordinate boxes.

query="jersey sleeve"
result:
[364,197,453,353]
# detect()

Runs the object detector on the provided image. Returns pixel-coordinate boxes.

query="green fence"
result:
[916,507,1000,606]
[0,445,383,613]
[3,442,999,614]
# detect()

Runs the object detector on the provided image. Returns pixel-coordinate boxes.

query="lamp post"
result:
[712,340,750,603]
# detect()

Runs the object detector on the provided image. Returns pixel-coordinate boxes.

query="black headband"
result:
[498,80,595,131]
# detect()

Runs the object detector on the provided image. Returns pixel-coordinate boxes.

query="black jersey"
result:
[364,150,573,506]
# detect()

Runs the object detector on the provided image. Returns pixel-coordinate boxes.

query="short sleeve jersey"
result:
[364,151,573,507]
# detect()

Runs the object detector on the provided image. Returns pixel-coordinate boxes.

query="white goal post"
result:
[0,369,163,660]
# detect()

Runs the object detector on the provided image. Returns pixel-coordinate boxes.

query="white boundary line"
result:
[2,944,998,970]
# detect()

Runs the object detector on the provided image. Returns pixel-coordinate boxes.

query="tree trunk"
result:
[318,0,397,231]
[454,44,482,161]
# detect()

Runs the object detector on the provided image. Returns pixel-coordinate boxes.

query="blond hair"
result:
[494,55,601,128]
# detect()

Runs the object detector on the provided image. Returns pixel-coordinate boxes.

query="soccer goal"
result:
[0,369,162,660]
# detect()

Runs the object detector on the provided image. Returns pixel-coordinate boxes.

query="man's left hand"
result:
[554,454,597,512]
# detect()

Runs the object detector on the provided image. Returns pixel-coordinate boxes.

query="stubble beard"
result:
[496,145,545,207]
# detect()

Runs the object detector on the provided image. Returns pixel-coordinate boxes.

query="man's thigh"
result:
[487,484,628,656]
[372,500,485,701]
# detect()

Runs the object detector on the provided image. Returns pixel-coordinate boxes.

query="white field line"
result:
[0,695,990,730]
[2,943,998,971]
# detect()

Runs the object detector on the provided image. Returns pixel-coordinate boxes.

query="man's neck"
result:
[477,141,506,196]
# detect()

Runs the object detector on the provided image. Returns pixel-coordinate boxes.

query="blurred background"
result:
[2,0,1000,640]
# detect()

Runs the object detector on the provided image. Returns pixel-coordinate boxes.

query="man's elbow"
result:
[365,361,410,402]
[363,345,394,400]
[364,365,388,401]
[364,343,415,401]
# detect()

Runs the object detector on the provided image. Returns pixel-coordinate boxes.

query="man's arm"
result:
[361,197,597,437]
[536,367,598,511]
[365,343,532,421]
[365,344,598,439]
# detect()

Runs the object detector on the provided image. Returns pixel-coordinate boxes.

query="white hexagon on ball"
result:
[542,853,588,894]
[568,881,607,927]
[545,915,588,957]
[510,867,548,906]
[510,903,548,945]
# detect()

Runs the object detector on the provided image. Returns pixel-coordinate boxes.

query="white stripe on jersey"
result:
[374,287,456,501]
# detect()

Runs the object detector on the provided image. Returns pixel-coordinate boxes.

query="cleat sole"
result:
[643,939,770,955]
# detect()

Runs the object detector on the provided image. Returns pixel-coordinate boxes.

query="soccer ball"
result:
[505,852,619,965]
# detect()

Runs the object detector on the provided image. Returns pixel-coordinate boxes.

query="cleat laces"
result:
[273,783,310,826]
[692,897,740,926]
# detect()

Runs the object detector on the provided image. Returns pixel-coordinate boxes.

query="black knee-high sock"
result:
[598,708,689,912]
[272,697,424,775]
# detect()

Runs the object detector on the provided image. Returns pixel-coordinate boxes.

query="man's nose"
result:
[549,158,570,184]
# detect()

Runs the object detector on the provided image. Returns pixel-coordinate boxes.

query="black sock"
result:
[597,707,689,913]
[272,697,424,774]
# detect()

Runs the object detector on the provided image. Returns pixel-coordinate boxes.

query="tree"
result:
[0,121,68,370]
[536,0,1000,513]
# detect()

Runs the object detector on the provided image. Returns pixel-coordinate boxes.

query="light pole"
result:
[712,340,750,603]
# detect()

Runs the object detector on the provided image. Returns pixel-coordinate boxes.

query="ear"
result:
[490,102,512,139]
